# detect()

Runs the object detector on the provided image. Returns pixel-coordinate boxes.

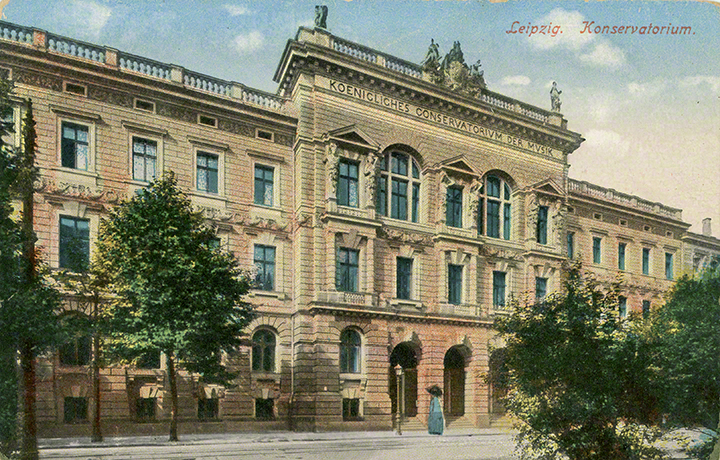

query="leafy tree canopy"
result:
[96,172,254,383]
[494,262,666,460]
[650,266,720,459]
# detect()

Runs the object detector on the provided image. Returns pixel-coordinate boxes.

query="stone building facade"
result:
[0,21,718,437]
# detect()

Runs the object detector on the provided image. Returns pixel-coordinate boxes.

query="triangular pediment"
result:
[529,178,564,197]
[437,155,480,179]
[326,124,380,150]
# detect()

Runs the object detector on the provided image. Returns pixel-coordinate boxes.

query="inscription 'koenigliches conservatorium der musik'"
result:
[326,78,560,159]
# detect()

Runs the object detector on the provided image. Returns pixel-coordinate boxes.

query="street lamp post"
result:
[395,364,403,435]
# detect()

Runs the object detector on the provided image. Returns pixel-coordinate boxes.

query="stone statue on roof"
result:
[420,39,487,95]
[550,81,562,112]
[421,38,441,71]
[315,5,328,29]
[441,41,465,70]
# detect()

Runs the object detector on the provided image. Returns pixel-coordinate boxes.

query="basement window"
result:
[64,82,87,96]
[198,115,217,128]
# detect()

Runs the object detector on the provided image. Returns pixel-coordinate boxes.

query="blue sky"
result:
[3,0,719,235]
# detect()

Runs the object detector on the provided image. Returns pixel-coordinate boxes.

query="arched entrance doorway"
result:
[389,342,419,418]
[443,346,466,416]
[488,348,508,418]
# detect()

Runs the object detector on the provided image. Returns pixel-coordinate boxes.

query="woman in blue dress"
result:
[427,385,444,435]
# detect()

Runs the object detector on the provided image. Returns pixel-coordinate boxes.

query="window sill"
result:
[388,299,424,311]
[252,372,281,384]
[249,290,287,300]
[48,167,99,187]
[191,192,228,206]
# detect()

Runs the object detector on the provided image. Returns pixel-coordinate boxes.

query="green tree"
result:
[494,262,666,460]
[652,266,720,459]
[95,172,254,441]
[0,88,62,459]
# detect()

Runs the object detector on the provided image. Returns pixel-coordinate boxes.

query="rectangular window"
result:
[255,398,274,419]
[448,264,463,305]
[446,186,463,228]
[493,271,506,307]
[342,398,361,421]
[619,296,627,318]
[64,397,88,423]
[390,179,408,220]
[338,159,359,207]
[336,248,359,292]
[665,252,674,280]
[396,257,413,300]
[253,245,276,291]
[254,165,274,207]
[198,398,219,420]
[61,122,89,170]
[59,216,90,271]
[196,151,219,194]
[642,300,651,319]
[487,201,500,238]
[535,277,547,301]
[536,206,548,244]
[642,248,650,275]
[618,242,626,270]
[136,397,156,421]
[567,232,575,259]
[593,237,602,264]
[132,137,157,182]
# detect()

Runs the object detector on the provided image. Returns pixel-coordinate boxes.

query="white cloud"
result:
[627,79,668,98]
[65,0,112,40]
[680,75,720,93]
[583,129,631,159]
[232,31,264,55]
[526,8,594,51]
[579,41,626,69]
[500,75,531,86]
[223,4,250,16]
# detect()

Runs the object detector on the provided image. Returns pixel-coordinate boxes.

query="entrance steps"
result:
[397,417,426,431]
[445,415,476,430]
[490,415,514,431]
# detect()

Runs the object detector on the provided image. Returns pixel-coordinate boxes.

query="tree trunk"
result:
[91,331,102,442]
[167,354,179,442]
[19,98,38,460]
[19,339,37,460]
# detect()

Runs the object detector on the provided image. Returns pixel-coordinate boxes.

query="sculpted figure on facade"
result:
[469,181,482,226]
[325,142,339,197]
[364,151,382,205]
[552,202,567,247]
[314,5,328,29]
[550,81,562,112]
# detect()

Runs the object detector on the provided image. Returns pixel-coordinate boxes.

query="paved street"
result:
[39,428,517,460]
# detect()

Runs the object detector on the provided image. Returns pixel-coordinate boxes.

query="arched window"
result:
[252,329,276,372]
[340,328,361,373]
[478,175,512,240]
[377,151,421,222]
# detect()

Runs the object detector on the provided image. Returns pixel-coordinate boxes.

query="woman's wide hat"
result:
[427,385,443,396]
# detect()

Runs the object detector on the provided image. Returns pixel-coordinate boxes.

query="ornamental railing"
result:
[568,179,683,220]
[327,32,551,124]
[0,20,289,114]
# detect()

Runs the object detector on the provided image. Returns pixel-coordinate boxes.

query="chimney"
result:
[702,218,712,236]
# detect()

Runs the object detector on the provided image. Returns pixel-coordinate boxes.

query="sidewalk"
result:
[39,427,514,450]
